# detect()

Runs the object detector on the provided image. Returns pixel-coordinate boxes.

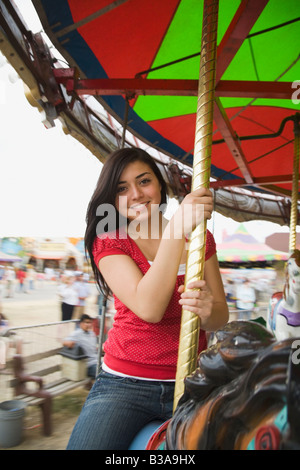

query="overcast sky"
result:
[0,62,103,238]
[0,0,293,243]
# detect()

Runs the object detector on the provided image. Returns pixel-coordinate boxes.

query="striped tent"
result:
[216,224,289,263]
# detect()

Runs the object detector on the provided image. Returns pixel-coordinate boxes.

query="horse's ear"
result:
[290,249,300,267]
[286,347,300,448]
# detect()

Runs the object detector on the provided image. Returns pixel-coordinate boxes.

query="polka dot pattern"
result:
[92,229,216,379]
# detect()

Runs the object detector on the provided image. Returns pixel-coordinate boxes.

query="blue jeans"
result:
[87,363,97,378]
[66,370,175,450]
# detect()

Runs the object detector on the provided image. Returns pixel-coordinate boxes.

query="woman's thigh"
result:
[67,371,174,450]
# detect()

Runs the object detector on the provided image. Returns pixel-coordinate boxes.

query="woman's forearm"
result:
[100,220,186,323]
[135,231,185,322]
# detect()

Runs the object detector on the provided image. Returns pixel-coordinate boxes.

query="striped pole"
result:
[289,118,300,253]
[173,0,219,411]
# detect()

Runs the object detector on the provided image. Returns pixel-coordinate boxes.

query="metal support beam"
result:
[214,97,254,184]
[53,0,129,38]
[216,80,293,99]
[216,0,269,82]
[53,69,293,100]
[210,173,295,189]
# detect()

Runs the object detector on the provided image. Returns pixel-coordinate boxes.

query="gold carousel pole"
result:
[289,117,300,253]
[173,0,219,411]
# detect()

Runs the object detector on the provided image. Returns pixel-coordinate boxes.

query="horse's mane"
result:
[166,321,300,450]
[290,249,300,267]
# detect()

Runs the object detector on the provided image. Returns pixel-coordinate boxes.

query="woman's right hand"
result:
[168,188,213,238]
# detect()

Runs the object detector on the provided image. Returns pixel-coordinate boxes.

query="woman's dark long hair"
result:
[85,147,168,297]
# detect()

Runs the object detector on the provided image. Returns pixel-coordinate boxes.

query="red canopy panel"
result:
[149,106,296,189]
[68,0,181,79]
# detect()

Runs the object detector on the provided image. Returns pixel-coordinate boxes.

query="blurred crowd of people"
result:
[222,274,275,320]
[0,264,95,320]
[0,264,38,300]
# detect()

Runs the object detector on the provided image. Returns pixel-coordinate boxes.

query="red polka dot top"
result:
[93,229,216,380]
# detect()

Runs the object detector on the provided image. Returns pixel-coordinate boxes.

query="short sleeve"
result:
[92,233,128,268]
[205,229,216,261]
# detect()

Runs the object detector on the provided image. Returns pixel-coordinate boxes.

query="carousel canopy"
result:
[0,0,299,225]
[216,223,289,263]
[30,1,300,195]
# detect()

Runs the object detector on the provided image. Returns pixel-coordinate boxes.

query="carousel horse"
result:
[163,321,300,450]
[130,252,300,450]
[130,320,300,450]
[268,249,300,341]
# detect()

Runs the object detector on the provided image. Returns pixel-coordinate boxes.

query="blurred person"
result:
[44,266,55,281]
[236,279,256,320]
[0,313,22,370]
[73,272,91,319]
[0,313,9,369]
[16,267,26,293]
[36,271,45,288]
[4,266,16,298]
[57,275,79,321]
[63,314,98,378]
[225,279,236,306]
[26,265,36,291]
[0,266,4,311]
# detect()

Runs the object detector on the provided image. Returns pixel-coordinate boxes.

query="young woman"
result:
[67,148,229,450]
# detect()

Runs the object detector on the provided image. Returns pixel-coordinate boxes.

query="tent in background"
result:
[216,224,289,265]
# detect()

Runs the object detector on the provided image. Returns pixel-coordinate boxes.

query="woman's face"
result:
[115,160,162,223]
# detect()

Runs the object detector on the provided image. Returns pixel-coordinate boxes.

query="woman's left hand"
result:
[178,280,213,325]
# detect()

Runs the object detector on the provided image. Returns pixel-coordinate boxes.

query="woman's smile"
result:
[129,201,150,211]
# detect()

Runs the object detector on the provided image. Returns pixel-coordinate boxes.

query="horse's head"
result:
[268,249,300,339]
[283,249,300,300]
[166,321,300,450]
